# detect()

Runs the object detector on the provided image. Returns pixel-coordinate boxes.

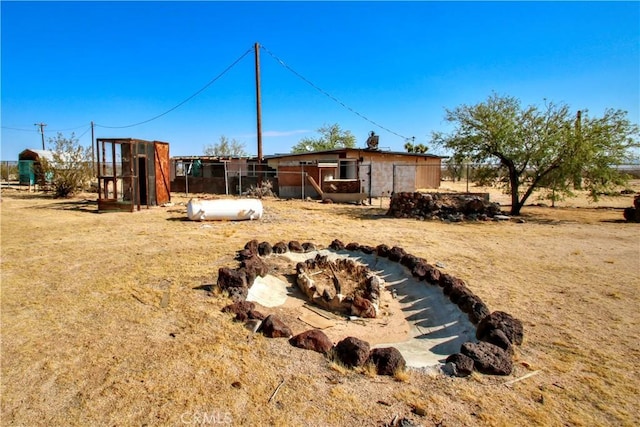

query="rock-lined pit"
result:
[212,239,524,377]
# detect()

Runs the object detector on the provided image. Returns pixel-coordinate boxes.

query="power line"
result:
[2,123,89,132]
[95,46,254,130]
[260,45,409,141]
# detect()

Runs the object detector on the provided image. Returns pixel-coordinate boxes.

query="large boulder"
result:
[367,347,406,376]
[289,329,333,354]
[460,341,513,375]
[258,314,292,338]
[476,311,524,346]
[334,336,370,367]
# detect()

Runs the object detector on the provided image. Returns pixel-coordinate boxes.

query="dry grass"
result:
[1,182,639,426]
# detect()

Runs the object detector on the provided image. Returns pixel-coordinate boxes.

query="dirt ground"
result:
[1,181,639,426]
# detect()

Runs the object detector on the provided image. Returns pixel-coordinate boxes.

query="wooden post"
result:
[255,42,263,161]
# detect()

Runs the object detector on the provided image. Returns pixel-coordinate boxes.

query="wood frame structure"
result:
[96,138,170,212]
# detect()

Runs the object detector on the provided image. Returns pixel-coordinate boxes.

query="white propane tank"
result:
[186,198,263,221]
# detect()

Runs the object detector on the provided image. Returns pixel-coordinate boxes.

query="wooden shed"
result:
[96,138,170,212]
[265,148,443,199]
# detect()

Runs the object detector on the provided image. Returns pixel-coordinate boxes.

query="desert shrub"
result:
[41,133,94,198]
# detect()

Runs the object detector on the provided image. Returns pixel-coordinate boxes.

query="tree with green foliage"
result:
[404,141,429,153]
[204,136,248,157]
[291,123,356,153]
[432,94,639,215]
[40,132,94,198]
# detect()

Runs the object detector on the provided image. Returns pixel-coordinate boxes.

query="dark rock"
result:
[351,295,376,318]
[221,301,255,318]
[329,239,345,251]
[444,353,474,377]
[359,245,375,254]
[289,329,333,354]
[448,282,473,304]
[400,254,423,269]
[465,198,486,214]
[334,336,370,367]
[288,240,304,253]
[217,267,247,291]
[367,347,406,376]
[388,246,407,262]
[476,311,524,346]
[624,207,640,223]
[345,242,361,251]
[468,301,491,325]
[258,314,292,338]
[244,239,259,254]
[236,248,253,261]
[226,286,248,302]
[461,341,513,375]
[241,255,269,282]
[424,264,441,284]
[480,328,514,355]
[411,261,429,280]
[272,241,288,254]
[258,241,273,257]
[439,273,465,294]
[457,293,483,314]
[302,242,317,252]
[376,244,391,258]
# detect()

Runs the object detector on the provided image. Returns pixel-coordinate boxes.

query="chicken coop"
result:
[96,138,170,212]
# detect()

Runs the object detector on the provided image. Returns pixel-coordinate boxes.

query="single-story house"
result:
[264,148,443,200]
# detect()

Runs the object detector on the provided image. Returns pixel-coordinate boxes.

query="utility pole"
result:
[34,122,47,150]
[254,42,263,184]
[255,42,263,160]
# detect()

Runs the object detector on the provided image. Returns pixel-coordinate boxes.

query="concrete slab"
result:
[247,275,289,307]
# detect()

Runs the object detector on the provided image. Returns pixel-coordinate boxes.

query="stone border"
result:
[212,239,525,377]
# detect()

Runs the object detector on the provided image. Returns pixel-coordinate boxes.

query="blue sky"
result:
[2,1,639,161]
